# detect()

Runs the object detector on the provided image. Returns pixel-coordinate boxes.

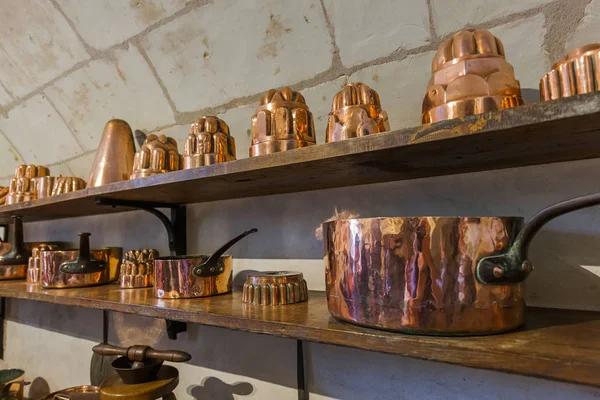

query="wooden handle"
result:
[92,343,191,363]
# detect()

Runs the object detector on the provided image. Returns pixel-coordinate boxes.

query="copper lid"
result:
[130,134,181,179]
[326,82,390,143]
[120,249,158,289]
[540,44,600,101]
[183,116,236,168]
[6,164,50,205]
[249,87,316,157]
[242,271,308,305]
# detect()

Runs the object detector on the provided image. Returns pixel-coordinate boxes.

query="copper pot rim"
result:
[154,254,232,261]
[323,216,524,224]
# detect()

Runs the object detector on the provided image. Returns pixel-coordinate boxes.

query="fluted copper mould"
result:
[183,116,236,168]
[88,119,136,187]
[242,271,308,305]
[324,193,600,335]
[0,216,30,280]
[422,29,524,124]
[154,229,257,299]
[249,87,316,156]
[326,83,389,143]
[540,44,600,101]
[26,243,63,284]
[120,249,158,288]
[6,165,50,205]
[40,233,122,289]
[130,134,180,179]
[0,187,7,205]
[51,176,86,195]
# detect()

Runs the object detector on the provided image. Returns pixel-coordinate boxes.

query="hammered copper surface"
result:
[120,249,158,289]
[422,29,524,124]
[324,216,526,334]
[326,83,389,143]
[6,164,51,205]
[88,119,136,187]
[183,116,236,168]
[540,44,600,101]
[27,243,63,284]
[131,134,180,179]
[249,87,316,156]
[242,271,308,305]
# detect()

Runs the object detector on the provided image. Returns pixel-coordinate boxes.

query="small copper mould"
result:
[249,87,316,156]
[183,116,236,168]
[120,248,158,288]
[51,176,86,195]
[6,165,50,205]
[422,29,524,124]
[130,134,181,179]
[540,44,600,101]
[0,187,7,205]
[326,83,389,143]
[242,271,308,306]
[27,243,62,284]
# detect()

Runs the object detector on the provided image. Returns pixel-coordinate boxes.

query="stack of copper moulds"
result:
[120,249,158,288]
[6,165,50,204]
[249,87,316,156]
[422,29,523,124]
[0,186,7,205]
[131,134,181,179]
[183,116,236,168]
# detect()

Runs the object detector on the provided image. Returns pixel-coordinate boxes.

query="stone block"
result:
[0,132,24,177]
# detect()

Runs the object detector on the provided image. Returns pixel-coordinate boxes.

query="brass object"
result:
[0,187,7,205]
[51,176,86,196]
[120,249,158,289]
[326,83,389,143]
[88,119,136,187]
[131,135,180,179]
[422,29,524,124]
[40,386,99,400]
[154,229,257,299]
[0,369,25,400]
[242,271,308,305]
[6,165,50,205]
[249,87,316,156]
[540,44,600,101]
[0,216,30,280]
[27,243,63,284]
[183,116,236,168]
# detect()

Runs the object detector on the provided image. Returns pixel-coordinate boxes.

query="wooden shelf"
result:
[3,93,600,223]
[0,281,599,388]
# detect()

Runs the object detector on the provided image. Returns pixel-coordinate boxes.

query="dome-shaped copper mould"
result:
[183,116,236,168]
[130,134,181,179]
[540,44,600,101]
[422,29,524,124]
[249,87,316,156]
[326,82,389,143]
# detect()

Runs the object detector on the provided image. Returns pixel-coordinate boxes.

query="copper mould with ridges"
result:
[183,116,236,168]
[40,233,122,289]
[6,165,50,205]
[540,44,600,101]
[130,134,180,179]
[27,243,63,284]
[326,83,389,143]
[323,193,600,335]
[422,29,524,124]
[0,217,30,280]
[242,271,308,305]
[154,229,257,299]
[0,186,7,205]
[88,119,136,187]
[51,176,86,195]
[249,87,316,156]
[120,249,158,289]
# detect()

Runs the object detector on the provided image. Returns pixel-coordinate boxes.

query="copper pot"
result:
[323,193,600,335]
[0,217,30,280]
[154,229,257,299]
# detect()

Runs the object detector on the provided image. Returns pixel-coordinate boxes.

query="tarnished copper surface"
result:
[242,271,308,305]
[249,87,316,156]
[51,176,86,195]
[540,44,600,101]
[6,164,51,204]
[88,119,136,187]
[0,186,7,205]
[120,249,158,289]
[183,116,236,168]
[27,243,63,284]
[422,29,524,124]
[131,134,180,179]
[324,216,525,334]
[326,83,389,143]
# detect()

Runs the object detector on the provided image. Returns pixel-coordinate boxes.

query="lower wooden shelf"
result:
[0,281,598,388]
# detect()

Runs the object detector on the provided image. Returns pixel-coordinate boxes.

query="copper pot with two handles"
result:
[323,193,600,335]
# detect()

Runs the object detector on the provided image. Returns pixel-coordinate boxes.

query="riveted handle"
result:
[92,343,191,363]
[191,228,257,277]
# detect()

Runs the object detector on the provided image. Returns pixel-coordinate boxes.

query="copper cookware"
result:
[0,369,25,400]
[326,83,389,143]
[183,116,236,168]
[154,229,257,299]
[130,134,180,179]
[422,29,524,124]
[0,187,7,205]
[249,87,316,156]
[6,165,50,205]
[88,119,136,187]
[242,271,308,305]
[41,386,99,400]
[324,193,600,335]
[540,44,600,101]
[0,217,30,280]
[27,243,63,284]
[51,176,86,195]
[120,249,158,289]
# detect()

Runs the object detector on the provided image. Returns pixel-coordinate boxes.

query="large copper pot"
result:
[323,194,600,335]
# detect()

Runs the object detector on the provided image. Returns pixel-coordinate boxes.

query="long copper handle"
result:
[92,343,191,363]
[191,228,257,277]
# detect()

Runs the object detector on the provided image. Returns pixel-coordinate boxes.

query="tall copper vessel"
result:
[88,119,136,187]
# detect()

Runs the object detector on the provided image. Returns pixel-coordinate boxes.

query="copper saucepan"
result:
[154,229,257,299]
[323,193,600,335]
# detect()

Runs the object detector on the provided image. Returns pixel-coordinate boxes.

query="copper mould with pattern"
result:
[130,134,181,179]
[120,249,158,289]
[422,29,524,124]
[6,165,50,205]
[154,229,257,299]
[540,44,600,101]
[51,176,87,195]
[27,243,64,284]
[326,83,389,143]
[324,193,600,335]
[88,119,136,187]
[183,116,236,168]
[0,216,30,280]
[249,87,316,156]
[242,271,308,305]
[0,186,7,205]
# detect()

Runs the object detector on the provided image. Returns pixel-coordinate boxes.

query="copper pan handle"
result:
[191,228,257,277]
[92,343,191,363]
[477,193,600,284]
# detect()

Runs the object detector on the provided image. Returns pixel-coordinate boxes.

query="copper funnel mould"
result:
[183,116,236,168]
[88,119,136,187]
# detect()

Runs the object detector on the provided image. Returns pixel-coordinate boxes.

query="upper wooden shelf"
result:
[3,92,600,223]
[0,281,598,388]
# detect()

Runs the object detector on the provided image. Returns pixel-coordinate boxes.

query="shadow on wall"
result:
[188,377,254,399]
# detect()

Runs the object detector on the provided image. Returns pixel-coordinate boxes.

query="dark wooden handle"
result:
[92,343,191,363]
